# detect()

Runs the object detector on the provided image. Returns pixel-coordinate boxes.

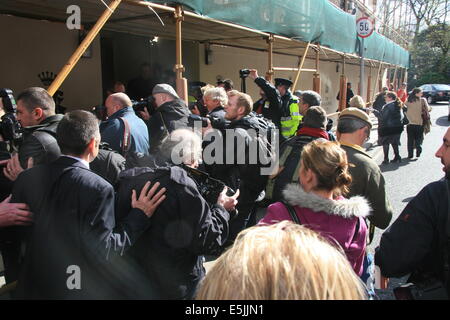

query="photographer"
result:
[100,92,150,158]
[144,84,190,154]
[116,128,239,299]
[205,90,271,244]
[1,87,63,182]
[249,69,300,142]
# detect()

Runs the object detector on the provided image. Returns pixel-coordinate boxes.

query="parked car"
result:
[419,84,450,104]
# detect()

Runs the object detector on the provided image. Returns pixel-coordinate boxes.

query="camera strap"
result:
[282,202,301,225]
[119,117,131,157]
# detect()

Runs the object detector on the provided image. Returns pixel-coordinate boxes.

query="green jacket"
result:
[341,144,393,229]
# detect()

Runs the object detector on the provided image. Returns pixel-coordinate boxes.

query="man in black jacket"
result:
[204,90,271,244]
[375,127,450,297]
[116,128,238,299]
[2,87,62,181]
[145,84,190,154]
[12,110,165,299]
[249,69,300,143]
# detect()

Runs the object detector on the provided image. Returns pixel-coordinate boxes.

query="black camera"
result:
[132,96,156,116]
[0,88,23,144]
[239,69,250,78]
[181,164,235,206]
[188,114,228,129]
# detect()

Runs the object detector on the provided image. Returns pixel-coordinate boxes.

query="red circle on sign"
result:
[356,17,374,38]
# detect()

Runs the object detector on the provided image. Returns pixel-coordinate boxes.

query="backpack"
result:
[237,112,277,167]
[264,134,320,204]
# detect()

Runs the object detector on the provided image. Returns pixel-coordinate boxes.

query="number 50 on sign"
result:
[356,17,374,38]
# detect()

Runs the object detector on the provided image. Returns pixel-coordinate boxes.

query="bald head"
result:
[105,92,132,117]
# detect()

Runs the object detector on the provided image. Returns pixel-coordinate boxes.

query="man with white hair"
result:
[116,128,239,299]
[203,87,227,121]
[100,92,149,157]
[147,83,190,154]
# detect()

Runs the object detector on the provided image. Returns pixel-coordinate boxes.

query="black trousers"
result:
[407,124,424,157]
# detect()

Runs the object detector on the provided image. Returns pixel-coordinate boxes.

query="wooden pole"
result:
[48,0,123,96]
[313,47,320,94]
[174,5,188,103]
[292,42,310,91]
[372,61,383,102]
[392,66,398,91]
[338,56,347,111]
[266,34,274,82]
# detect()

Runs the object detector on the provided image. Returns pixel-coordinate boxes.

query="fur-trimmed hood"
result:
[282,183,371,219]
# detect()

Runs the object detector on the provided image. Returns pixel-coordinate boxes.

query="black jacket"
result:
[148,99,190,154]
[12,156,153,299]
[204,115,270,206]
[375,102,405,136]
[18,114,63,168]
[90,143,126,188]
[254,77,293,130]
[116,164,230,299]
[208,106,226,121]
[375,177,450,294]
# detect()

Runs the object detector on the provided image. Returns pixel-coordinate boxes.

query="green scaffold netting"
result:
[148,0,409,67]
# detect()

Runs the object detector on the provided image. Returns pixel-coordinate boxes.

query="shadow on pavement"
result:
[379,158,410,172]
[436,115,450,127]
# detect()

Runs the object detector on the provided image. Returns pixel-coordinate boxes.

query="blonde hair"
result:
[227,90,253,116]
[301,139,352,196]
[196,221,366,300]
[349,95,365,109]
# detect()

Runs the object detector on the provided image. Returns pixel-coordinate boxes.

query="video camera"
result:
[239,69,250,93]
[132,96,156,116]
[181,164,236,206]
[239,69,250,78]
[0,88,23,145]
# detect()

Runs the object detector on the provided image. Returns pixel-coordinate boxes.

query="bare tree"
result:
[407,0,450,38]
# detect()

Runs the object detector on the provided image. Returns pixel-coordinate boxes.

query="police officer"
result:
[249,70,300,142]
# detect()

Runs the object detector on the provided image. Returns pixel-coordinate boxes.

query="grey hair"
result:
[301,90,321,107]
[337,117,369,134]
[160,129,203,165]
[203,87,228,107]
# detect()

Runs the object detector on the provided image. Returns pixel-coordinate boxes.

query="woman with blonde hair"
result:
[196,221,367,300]
[349,95,367,112]
[259,139,370,276]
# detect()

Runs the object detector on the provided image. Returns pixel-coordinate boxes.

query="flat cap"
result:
[339,107,372,128]
[275,78,293,87]
[152,83,180,99]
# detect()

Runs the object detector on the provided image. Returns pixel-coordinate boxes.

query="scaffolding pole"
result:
[48,0,123,96]
[292,42,311,91]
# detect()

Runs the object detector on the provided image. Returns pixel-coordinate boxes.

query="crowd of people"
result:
[0,69,447,300]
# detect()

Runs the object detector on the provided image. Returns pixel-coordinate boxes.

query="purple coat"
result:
[259,184,370,276]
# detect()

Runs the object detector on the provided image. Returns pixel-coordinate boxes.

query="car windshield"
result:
[432,84,450,91]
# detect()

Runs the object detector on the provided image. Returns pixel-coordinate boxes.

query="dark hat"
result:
[339,107,372,128]
[152,83,179,99]
[275,78,293,87]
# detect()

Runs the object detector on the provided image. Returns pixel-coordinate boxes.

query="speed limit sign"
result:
[356,17,374,38]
